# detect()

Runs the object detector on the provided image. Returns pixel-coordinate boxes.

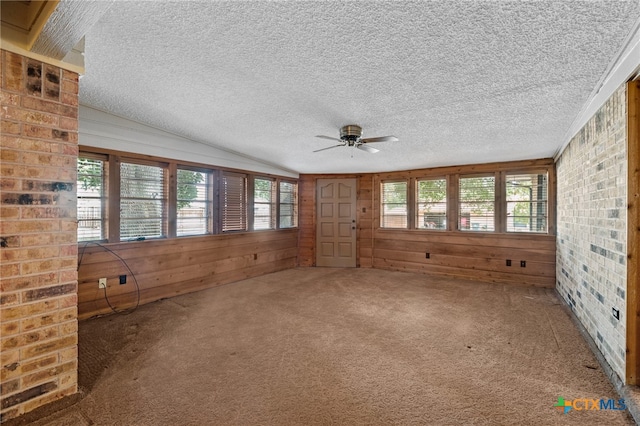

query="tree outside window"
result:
[381,181,408,228]
[254,178,275,230]
[459,176,495,231]
[177,169,210,236]
[279,181,297,228]
[506,173,547,232]
[77,157,106,241]
[417,178,447,229]
[120,162,166,240]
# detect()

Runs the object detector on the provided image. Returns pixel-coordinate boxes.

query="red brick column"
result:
[1,50,79,421]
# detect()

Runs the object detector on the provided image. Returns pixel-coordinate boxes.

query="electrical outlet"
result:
[98,278,107,289]
[520,260,526,268]
[119,275,127,285]
[613,307,620,320]
[506,259,511,266]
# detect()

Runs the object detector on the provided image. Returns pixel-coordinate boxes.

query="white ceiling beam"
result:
[30,0,114,67]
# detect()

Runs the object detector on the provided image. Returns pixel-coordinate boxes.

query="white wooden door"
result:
[316,178,357,267]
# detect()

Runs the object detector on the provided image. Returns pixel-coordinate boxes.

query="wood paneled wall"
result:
[372,230,555,286]
[298,174,374,267]
[82,159,557,320]
[626,80,640,383]
[77,230,298,319]
[299,159,556,287]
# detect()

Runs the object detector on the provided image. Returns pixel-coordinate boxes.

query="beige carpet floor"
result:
[17,268,635,425]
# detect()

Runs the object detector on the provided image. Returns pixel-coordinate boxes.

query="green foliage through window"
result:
[381,181,408,228]
[77,157,106,241]
[506,173,547,233]
[417,179,446,229]
[279,181,297,228]
[177,169,210,236]
[75,152,300,241]
[459,176,495,231]
[120,162,166,240]
[177,170,204,209]
[254,178,275,230]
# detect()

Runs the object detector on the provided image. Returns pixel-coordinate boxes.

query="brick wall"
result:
[1,50,79,421]
[556,85,627,379]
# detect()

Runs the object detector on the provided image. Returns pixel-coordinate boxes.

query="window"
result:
[377,162,553,234]
[222,172,247,232]
[120,162,166,240]
[77,157,107,241]
[459,176,495,231]
[417,178,447,229]
[381,181,408,228]
[78,150,298,241]
[177,168,211,236]
[506,173,548,233]
[279,181,298,228]
[254,178,276,230]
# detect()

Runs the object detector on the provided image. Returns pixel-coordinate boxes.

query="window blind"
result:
[120,162,166,239]
[459,176,495,231]
[279,181,298,228]
[381,181,408,228]
[417,178,447,230]
[177,169,211,236]
[222,173,247,232]
[77,157,106,241]
[254,178,275,230]
[506,173,548,233]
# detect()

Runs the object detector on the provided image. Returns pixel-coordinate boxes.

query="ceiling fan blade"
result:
[315,135,342,142]
[357,144,379,154]
[313,144,344,153]
[360,136,399,143]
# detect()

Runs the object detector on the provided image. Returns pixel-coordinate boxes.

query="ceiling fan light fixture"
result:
[313,125,398,154]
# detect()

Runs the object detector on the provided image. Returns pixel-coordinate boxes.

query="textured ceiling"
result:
[79,1,640,174]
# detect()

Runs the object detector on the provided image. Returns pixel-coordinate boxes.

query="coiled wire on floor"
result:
[77,242,140,315]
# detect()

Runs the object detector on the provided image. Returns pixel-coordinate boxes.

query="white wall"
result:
[79,106,298,178]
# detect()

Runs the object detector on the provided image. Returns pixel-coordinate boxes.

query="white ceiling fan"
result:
[314,125,399,154]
